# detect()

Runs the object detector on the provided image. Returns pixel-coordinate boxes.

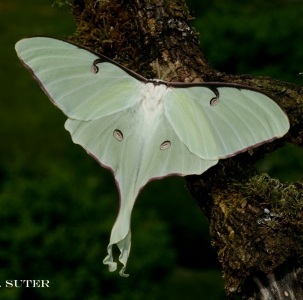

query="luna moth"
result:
[15,37,289,277]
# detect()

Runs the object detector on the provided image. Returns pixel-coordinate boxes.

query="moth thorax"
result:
[143,82,167,112]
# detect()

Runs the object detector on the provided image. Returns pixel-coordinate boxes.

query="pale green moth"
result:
[15,37,290,277]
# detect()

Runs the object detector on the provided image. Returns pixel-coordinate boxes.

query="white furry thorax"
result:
[142,82,169,114]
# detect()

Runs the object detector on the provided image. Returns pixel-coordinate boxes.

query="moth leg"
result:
[91,58,104,74]
[209,87,220,106]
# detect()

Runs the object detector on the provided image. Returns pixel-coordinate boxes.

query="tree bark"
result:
[242,265,303,300]
[55,0,303,298]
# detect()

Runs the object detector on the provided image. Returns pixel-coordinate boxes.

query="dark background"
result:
[1,0,303,299]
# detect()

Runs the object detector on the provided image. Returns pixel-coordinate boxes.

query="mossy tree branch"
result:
[55,0,303,298]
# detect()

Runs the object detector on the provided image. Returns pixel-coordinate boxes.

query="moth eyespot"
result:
[160,141,171,150]
[113,129,123,141]
[91,65,99,74]
[210,97,219,106]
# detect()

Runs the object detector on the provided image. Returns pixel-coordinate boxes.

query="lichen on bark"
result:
[186,156,303,297]
[54,0,303,298]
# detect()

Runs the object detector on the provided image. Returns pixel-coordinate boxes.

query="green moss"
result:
[209,172,303,296]
[245,174,303,217]
[66,0,156,78]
